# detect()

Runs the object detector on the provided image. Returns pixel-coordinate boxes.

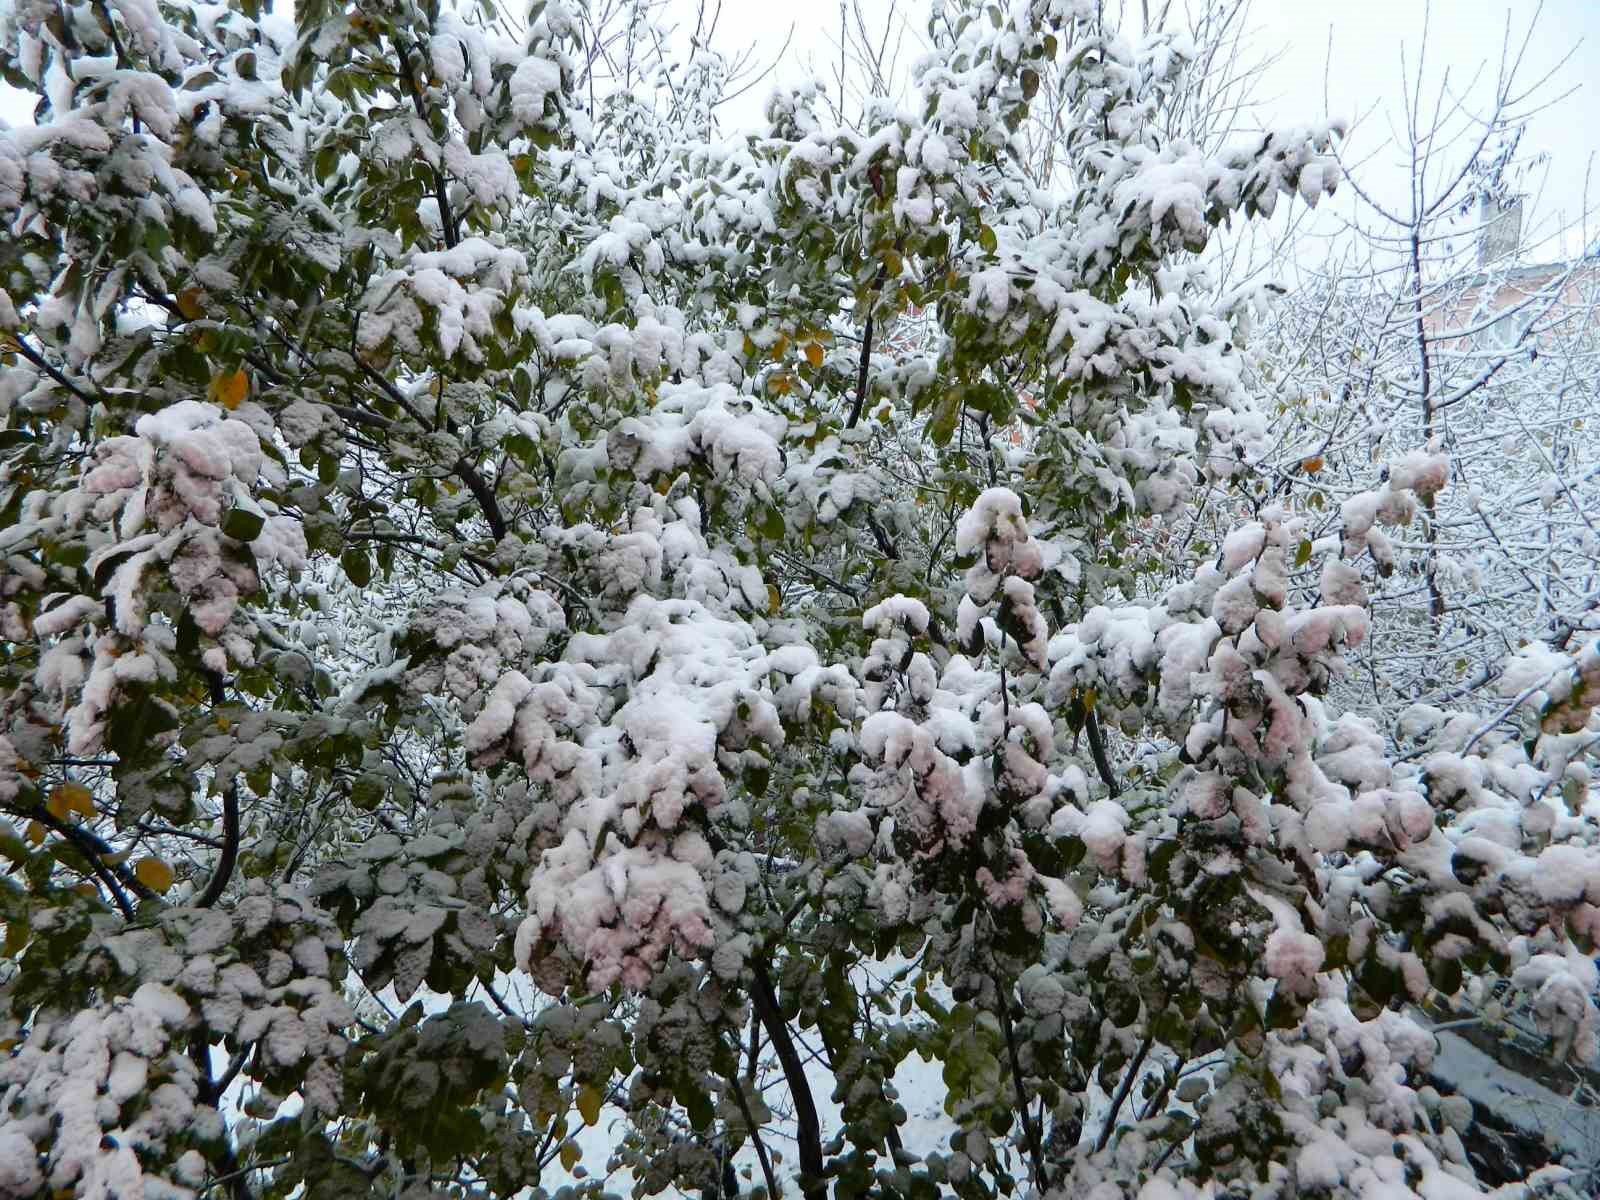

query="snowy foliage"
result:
[1,1,1597,1199]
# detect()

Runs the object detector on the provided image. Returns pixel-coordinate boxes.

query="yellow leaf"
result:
[176,287,206,321]
[559,1141,581,1171]
[1,923,26,956]
[45,789,71,821]
[767,584,781,614]
[25,821,45,847]
[134,856,175,894]
[209,368,249,410]
[50,783,94,820]
[576,1083,603,1127]
[804,342,824,369]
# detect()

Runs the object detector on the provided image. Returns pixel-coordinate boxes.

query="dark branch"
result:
[14,800,156,917]
[190,1034,257,1200]
[8,334,98,406]
[749,960,826,1200]
[195,780,239,908]
[194,670,240,909]
[1085,708,1121,798]
[992,972,1049,1189]
[725,1070,782,1200]
[353,362,509,542]
[395,32,460,249]
[845,309,875,429]
[1095,1032,1153,1153]
[453,455,509,542]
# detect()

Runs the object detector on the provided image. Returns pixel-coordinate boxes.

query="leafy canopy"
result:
[1,1,1598,1199]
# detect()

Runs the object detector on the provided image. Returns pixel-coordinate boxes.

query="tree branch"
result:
[1095,1033,1154,1153]
[196,671,240,908]
[7,333,99,406]
[991,972,1049,1189]
[452,455,509,542]
[14,800,155,917]
[353,361,509,541]
[725,1070,783,1200]
[1085,708,1121,798]
[845,309,875,429]
[191,1034,257,1200]
[395,32,460,249]
[195,780,239,908]
[749,960,826,1200]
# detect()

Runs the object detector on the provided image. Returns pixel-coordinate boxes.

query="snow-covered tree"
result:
[1235,13,1600,735]
[1,2,1598,1200]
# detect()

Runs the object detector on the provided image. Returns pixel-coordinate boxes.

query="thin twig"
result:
[1095,1033,1154,1154]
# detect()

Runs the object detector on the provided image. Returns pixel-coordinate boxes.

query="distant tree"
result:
[1234,8,1600,731]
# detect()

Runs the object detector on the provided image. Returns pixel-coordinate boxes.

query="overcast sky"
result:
[4,0,1595,264]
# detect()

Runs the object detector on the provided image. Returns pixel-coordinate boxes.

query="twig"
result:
[354,361,509,541]
[197,672,240,907]
[395,31,460,249]
[990,971,1049,1189]
[726,1071,783,1200]
[7,334,99,405]
[1094,1033,1153,1153]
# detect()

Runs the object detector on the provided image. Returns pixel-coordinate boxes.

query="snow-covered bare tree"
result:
[1234,7,1600,730]
[1,2,1598,1200]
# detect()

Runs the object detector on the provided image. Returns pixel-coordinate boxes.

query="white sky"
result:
[1253,0,1600,263]
[3,0,1595,264]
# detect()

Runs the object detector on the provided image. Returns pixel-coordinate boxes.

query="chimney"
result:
[1478,195,1522,266]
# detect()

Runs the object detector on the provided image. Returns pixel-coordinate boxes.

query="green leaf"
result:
[681,1079,715,1131]
[758,504,786,540]
[341,549,373,588]
[106,687,179,761]
[929,390,962,446]
[221,507,265,542]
